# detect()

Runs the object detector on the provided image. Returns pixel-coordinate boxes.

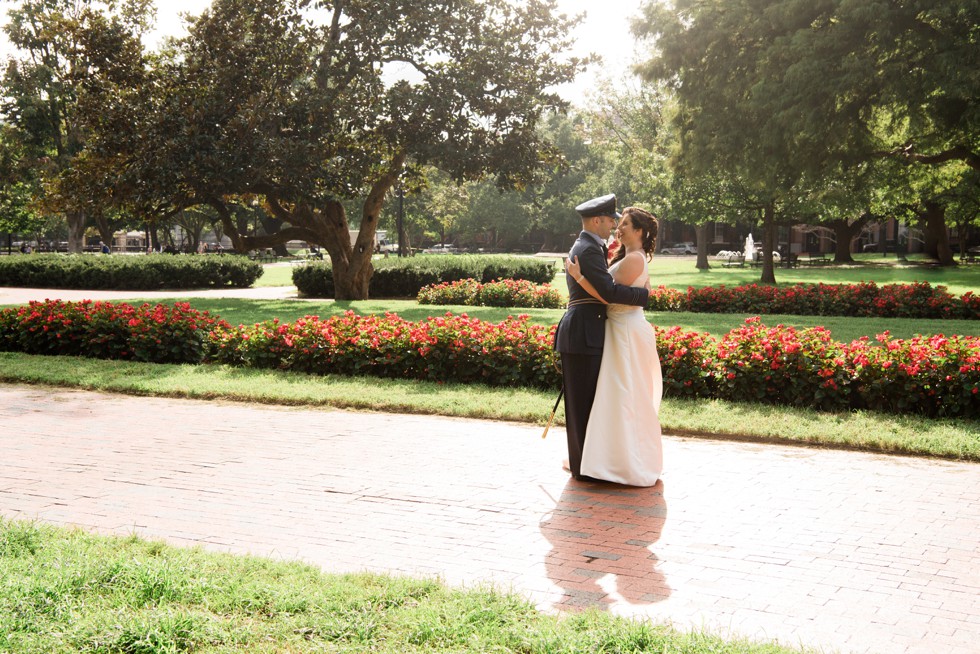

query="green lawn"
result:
[1,256,977,461]
[637,253,980,295]
[255,254,980,296]
[0,518,809,654]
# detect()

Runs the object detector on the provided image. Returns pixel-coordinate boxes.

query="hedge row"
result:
[0,254,263,290]
[417,278,565,309]
[4,300,975,419]
[649,282,980,320]
[293,255,556,298]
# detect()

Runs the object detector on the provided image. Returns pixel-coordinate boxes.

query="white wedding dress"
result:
[581,256,663,486]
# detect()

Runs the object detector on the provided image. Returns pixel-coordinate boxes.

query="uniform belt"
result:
[567,298,605,307]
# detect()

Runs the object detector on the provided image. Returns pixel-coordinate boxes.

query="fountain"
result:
[744,233,755,261]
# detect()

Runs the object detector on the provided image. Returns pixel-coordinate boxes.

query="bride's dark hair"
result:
[610,207,659,264]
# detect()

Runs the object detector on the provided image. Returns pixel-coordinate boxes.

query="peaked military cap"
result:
[575,193,621,219]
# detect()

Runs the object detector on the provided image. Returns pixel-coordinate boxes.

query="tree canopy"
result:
[633,0,980,270]
[67,0,582,298]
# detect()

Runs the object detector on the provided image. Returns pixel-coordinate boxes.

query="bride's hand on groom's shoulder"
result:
[565,255,582,281]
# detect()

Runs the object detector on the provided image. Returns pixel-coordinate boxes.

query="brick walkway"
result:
[2,384,978,654]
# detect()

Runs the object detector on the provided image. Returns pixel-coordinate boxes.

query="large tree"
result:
[77,0,581,298]
[0,0,152,252]
[634,0,979,268]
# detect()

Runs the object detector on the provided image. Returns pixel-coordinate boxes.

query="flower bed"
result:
[678,282,980,320]
[209,311,558,389]
[417,278,565,309]
[2,301,977,418]
[0,300,228,364]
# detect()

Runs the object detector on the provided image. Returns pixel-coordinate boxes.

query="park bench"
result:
[722,254,745,268]
[803,253,828,265]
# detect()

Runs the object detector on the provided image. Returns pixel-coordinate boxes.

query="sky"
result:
[0,0,649,107]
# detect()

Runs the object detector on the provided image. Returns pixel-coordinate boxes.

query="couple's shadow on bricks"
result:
[539,479,670,610]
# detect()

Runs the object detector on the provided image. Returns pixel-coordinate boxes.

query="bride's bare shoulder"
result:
[613,251,647,283]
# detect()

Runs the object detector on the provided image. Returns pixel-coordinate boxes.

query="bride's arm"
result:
[611,252,647,286]
[565,256,607,304]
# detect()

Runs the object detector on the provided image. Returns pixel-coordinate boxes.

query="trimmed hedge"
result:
[0,254,263,290]
[293,255,556,298]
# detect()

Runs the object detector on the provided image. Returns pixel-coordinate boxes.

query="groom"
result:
[554,194,650,480]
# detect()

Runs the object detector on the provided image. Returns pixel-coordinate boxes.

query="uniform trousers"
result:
[560,351,603,480]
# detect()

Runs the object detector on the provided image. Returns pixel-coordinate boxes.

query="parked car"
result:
[660,241,696,255]
[423,243,458,254]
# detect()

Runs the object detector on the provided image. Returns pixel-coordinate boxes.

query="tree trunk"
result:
[695,224,710,269]
[258,215,290,257]
[207,156,407,299]
[922,200,956,266]
[92,215,114,247]
[67,211,87,253]
[830,213,873,264]
[760,203,776,284]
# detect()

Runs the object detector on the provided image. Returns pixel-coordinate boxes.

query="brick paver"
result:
[2,384,978,653]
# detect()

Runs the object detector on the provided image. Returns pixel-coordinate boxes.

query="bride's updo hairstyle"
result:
[610,206,659,264]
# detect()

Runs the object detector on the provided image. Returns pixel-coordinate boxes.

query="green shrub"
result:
[293,255,556,298]
[0,254,263,290]
[417,278,565,309]
[0,300,229,364]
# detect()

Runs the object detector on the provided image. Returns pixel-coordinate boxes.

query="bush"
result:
[293,255,556,298]
[654,326,716,399]
[417,278,565,308]
[714,317,851,411]
[681,281,976,319]
[208,311,559,390]
[846,332,980,418]
[0,300,229,363]
[0,254,263,290]
[4,302,977,418]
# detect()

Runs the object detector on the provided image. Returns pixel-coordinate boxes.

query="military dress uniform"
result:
[554,194,649,480]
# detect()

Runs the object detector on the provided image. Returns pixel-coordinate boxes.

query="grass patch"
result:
[650,253,980,296]
[2,352,977,461]
[252,262,298,287]
[0,518,808,653]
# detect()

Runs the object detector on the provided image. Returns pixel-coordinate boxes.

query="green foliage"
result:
[0,300,229,364]
[0,518,808,653]
[209,312,558,390]
[68,0,584,298]
[0,0,152,249]
[0,254,263,290]
[417,278,565,309]
[292,255,556,298]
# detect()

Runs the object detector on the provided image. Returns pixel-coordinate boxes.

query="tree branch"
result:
[879,144,980,170]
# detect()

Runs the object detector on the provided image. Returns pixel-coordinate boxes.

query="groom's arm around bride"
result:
[554,194,648,480]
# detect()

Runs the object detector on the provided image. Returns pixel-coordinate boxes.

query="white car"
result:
[660,241,696,255]
[423,243,458,254]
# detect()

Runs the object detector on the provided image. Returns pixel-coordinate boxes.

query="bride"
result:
[564,206,663,487]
